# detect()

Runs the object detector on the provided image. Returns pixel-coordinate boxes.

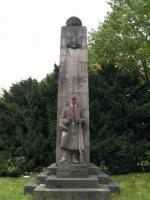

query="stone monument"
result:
[24,16,120,200]
[56,16,89,167]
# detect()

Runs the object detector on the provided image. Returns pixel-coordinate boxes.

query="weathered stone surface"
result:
[46,175,98,188]
[47,163,57,175]
[37,172,48,184]
[57,163,88,178]
[24,182,37,195]
[107,182,120,193]
[98,172,111,184]
[66,17,82,26]
[88,163,101,175]
[56,18,89,164]
[33,186,111,200]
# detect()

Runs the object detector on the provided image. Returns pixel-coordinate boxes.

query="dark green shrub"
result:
[89,64,150,174]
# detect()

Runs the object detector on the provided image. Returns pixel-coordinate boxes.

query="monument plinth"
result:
[24,17,120,200]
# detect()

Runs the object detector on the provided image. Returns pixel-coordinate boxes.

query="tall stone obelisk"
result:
[56,17,89,164]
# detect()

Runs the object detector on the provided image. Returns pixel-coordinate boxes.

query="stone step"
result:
[33,186,111,200]
[107,182,120,193]
[47,163,101,176]
[98,172,111,184]
[57,163,89,178]
[37,172,48,184]
[47,163,57,175]
[45,175,98,188]
[88,164,101,175]
[24,182,37,195]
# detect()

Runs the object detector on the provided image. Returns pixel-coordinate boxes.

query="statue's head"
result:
[71,95,76,105]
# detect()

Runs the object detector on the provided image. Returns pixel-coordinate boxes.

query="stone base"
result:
[98,172,111,184]
[107,182,120,193]
[46,175,98,188]
[24,163,120,200]
[47,163,57,175]
[24,182,37,195]
[57,163,88,178]
[47,163,101,176]
[33,186,111,200]
[37,172,48,184]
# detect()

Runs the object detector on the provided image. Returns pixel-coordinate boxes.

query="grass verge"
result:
[0,173,150,200]
[112,173,150,200]
[0,175,35,200]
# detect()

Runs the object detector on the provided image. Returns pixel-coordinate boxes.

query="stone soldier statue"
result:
[59,96,85,164]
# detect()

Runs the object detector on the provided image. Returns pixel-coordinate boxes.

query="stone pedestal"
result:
[57,163,89,178]
[24,163,120,200]
[33,187,111,200]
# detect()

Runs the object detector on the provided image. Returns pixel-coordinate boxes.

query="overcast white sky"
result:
[0,0,110,92]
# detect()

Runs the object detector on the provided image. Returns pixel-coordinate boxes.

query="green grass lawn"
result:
[0,173,150,200]
[0,175,35,200]
[112,173,150,200]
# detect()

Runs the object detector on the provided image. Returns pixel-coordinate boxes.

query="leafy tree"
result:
[0,65,58,176]
[88,0,150,80]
